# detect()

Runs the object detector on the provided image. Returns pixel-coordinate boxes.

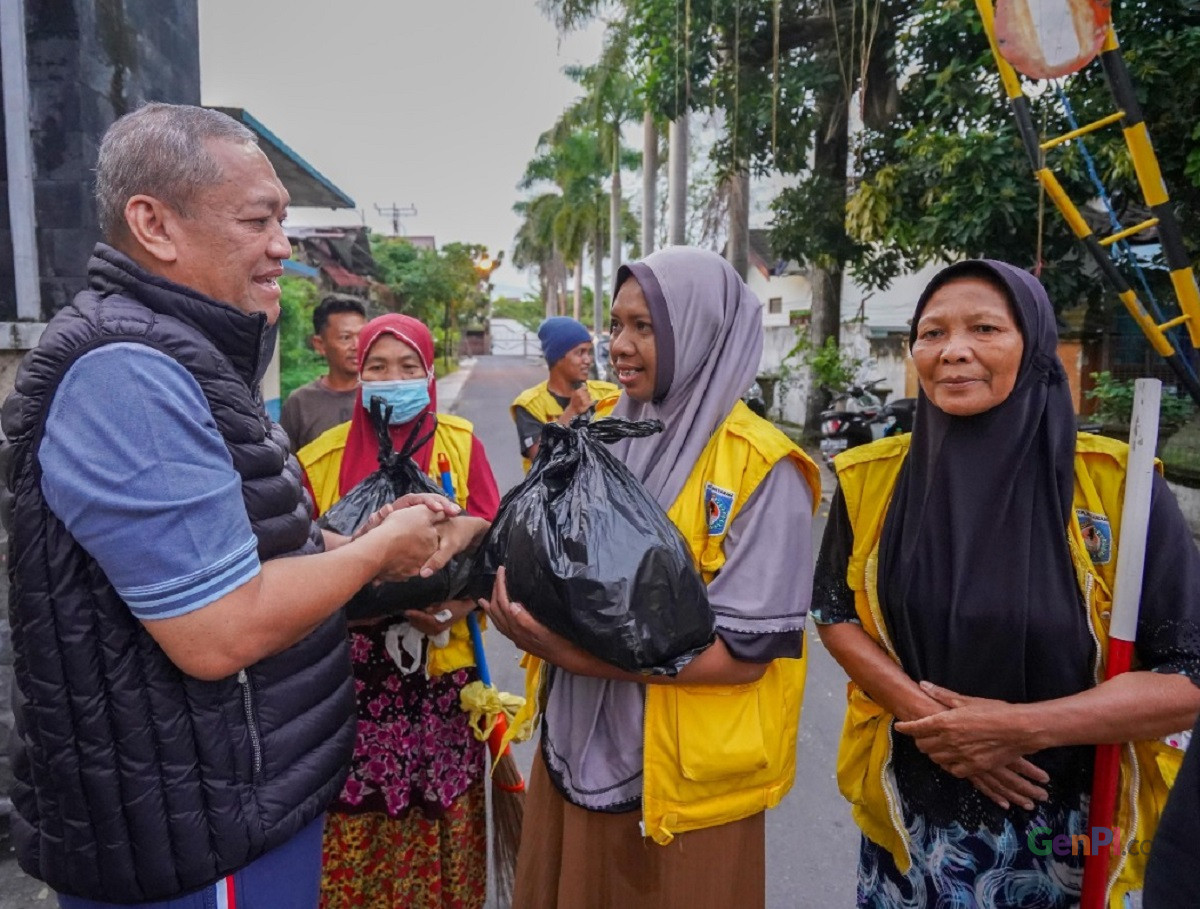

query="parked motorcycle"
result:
[819,380,916,464]
[819,379,885,464]
[742,382,767,417]
[881,396,916,435]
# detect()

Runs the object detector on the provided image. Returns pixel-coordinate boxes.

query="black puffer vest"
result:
[1,245,355,902]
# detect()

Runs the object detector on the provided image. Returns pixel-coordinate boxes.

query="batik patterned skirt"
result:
[857,797,1089,909]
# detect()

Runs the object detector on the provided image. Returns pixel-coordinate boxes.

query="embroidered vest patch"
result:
[1076,508,1112,564]
[705,482,736,536]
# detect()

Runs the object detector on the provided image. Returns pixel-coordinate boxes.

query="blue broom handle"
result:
[467,612,492,687]
[438,463,492,687]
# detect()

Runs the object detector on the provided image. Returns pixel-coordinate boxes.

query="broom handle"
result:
[467,611,492,687]
[1080,378,1160,909]
[467,610,523,788]
[438,460,494,691]
[440,463,508,743]
[442,463,523,795]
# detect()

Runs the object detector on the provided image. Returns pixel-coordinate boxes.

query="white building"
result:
[741,230,942,424]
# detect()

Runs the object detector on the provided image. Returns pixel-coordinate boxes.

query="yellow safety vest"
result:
[510,379,620,472]
[297,413,480,677]
[832,433,1180,908]
[512,401,821,843]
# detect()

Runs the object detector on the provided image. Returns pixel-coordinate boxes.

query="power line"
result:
[373,202,417,236]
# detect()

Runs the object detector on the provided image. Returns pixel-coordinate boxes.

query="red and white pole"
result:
[1080,378,1161,909]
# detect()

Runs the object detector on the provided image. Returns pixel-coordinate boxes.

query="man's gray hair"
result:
[95,103,258,241]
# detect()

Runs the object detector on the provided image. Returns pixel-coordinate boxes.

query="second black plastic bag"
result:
[318,400,471,619]
[476,417,713,675]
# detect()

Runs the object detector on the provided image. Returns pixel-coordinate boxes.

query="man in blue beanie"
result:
[510,316,618,471]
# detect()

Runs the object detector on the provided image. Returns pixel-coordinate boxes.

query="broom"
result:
[466,611,526,907]
[436,454,526,904]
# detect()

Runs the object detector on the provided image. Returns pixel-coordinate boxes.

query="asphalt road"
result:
[0,355,859,908]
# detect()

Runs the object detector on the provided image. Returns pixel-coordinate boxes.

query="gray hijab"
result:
[610,246,764,509]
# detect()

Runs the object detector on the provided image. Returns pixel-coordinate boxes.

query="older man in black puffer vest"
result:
[0,104,487,908]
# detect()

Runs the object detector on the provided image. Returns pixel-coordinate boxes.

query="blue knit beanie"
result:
[538,317,593,366]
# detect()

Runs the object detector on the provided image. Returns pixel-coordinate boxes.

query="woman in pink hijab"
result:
[298,313,499,909]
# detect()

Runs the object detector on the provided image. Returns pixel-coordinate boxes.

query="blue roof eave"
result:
[235,109,355,209]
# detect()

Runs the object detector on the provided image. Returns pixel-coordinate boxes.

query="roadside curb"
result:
[441,358,476,415]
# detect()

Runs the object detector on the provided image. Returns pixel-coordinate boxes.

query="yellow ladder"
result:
[975,0,1200,403]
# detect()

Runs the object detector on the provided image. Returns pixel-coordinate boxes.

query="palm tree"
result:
[512,193,568,318]
[538,1,667,278]
[564,33,642,333]
[519,126,609,321]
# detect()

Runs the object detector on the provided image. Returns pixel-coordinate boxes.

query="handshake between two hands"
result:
[351,493,490,585]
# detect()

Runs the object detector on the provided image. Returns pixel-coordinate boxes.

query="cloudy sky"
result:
[198,1,604,295]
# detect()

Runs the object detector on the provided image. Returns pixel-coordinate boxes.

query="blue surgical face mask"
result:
[361,378,430,425]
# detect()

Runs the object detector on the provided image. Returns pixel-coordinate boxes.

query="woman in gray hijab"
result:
[483,247,821,909]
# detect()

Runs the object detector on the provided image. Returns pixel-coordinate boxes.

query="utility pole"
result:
[373,202,417,236]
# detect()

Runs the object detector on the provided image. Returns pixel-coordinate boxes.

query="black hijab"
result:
[877,260,1092,706]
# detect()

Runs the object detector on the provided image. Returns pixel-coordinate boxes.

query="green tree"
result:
[519,126,609,319]
[277,276,323,399]
[623,0,893,427]
[537,0,1200,430]
[539,0,665,257]
[370,236,492,362]
[843,0,1200,316]
[512,192,569,317]
[564,26,644,317]
[440,241,495,330]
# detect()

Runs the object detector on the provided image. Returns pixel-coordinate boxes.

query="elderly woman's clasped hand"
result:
[897,681,1050,811]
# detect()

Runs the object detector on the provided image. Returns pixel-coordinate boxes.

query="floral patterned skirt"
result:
[320,782,487,909]
[320,620,488,908]
[337,622,486,817]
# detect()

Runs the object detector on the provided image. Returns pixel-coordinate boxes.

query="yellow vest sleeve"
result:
[296,421,353,517]
[510,382,556,424]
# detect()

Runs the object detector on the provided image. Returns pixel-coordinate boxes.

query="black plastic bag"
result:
[318,399,472,619]
[475,416,714,676]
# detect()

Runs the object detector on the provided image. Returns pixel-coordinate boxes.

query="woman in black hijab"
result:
[813,260,1200,908]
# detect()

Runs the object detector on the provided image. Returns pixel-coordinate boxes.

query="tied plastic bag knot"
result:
[473,416,714,676]
[318,402,474,619]
[531,416,664,495]
[459,680,530,744]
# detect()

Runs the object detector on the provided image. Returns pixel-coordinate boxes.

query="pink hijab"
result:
[337,313,438,496]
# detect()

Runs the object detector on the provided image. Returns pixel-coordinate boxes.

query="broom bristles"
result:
[489,750,525,908]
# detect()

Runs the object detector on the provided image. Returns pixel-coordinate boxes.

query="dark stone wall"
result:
[0,0,199,319]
